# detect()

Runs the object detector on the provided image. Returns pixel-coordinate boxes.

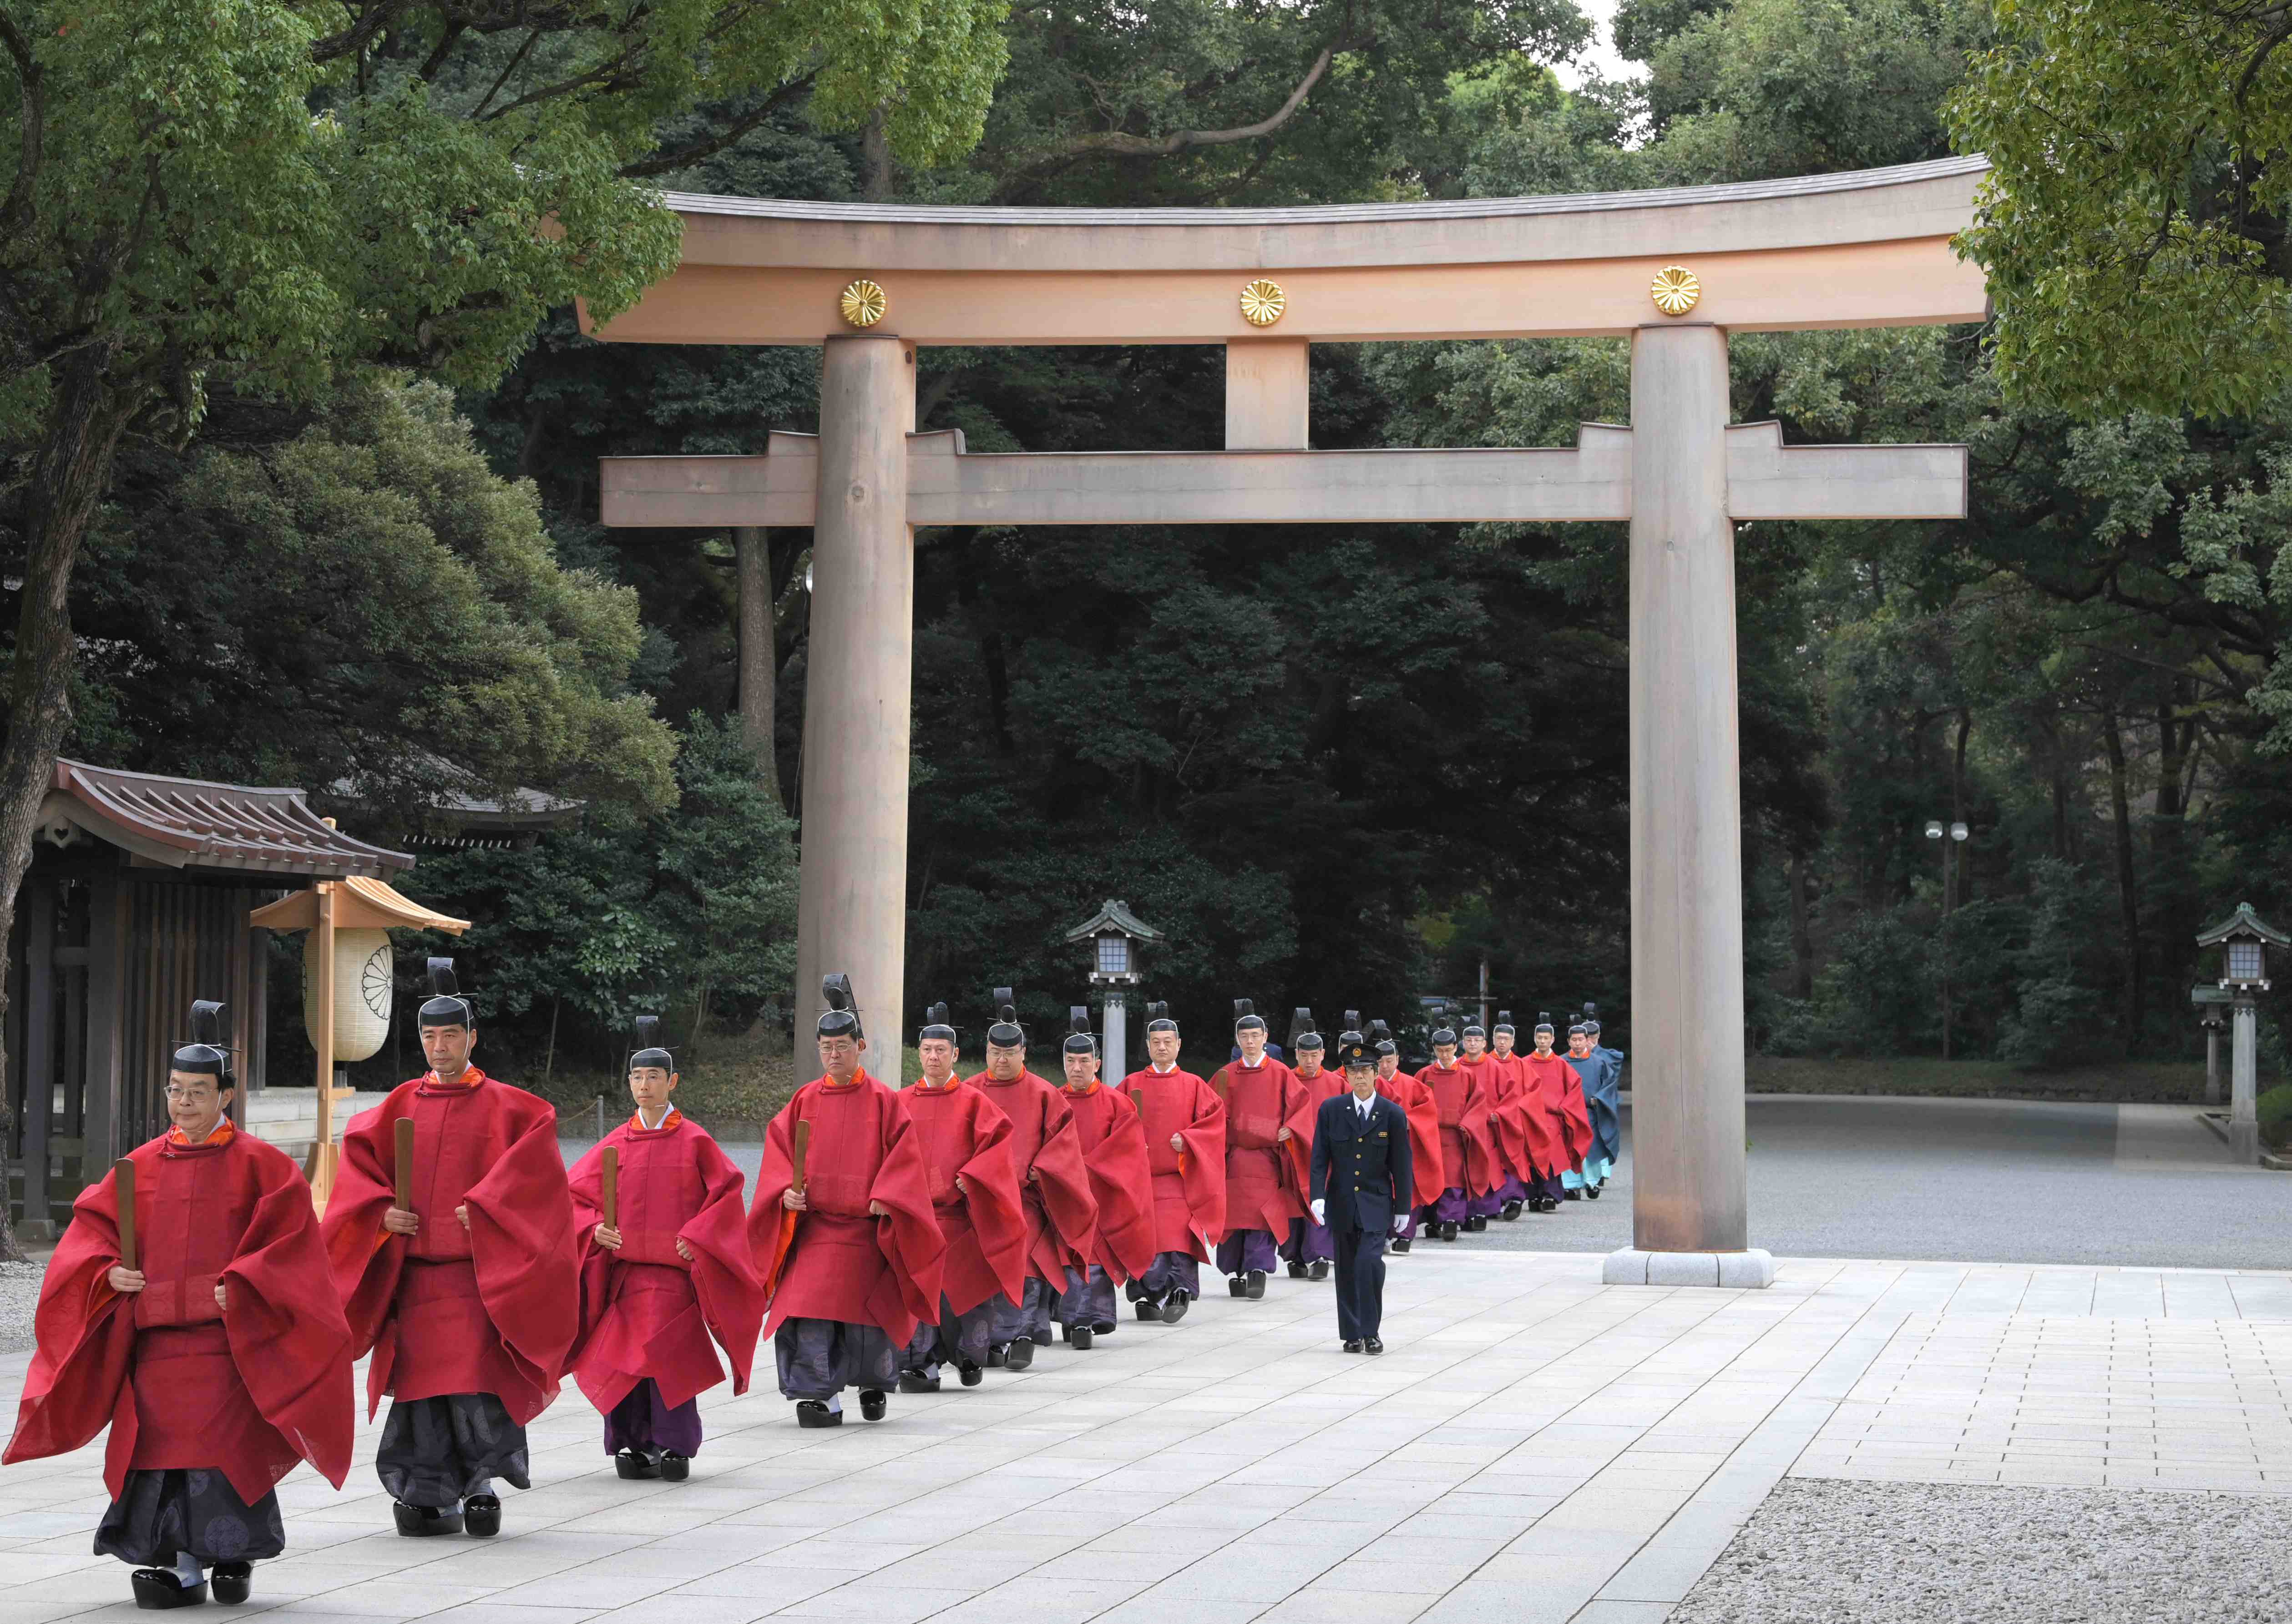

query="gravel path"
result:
[0,1259,42,1354]
[1675,1477,2292,1622]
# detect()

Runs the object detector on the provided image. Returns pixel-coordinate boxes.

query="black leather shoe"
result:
[1070,1326,1093,1350]
[1341,1339,1363,1354]
[462,1493,501,1537]
[1159,1291,1189,1324]
[859,1390,888,1421]
[1308,1259,1330,1280]
[796,1399,843,1427]
[958,1361,983,1387]
[1391,1238,1412,1253]
[1003,1337,1035,1371]
[898,1371,941,1393]
[1286,1260,1308,1279]
[1227,1275,1246,1297]
[1135,1299,1160,1321]
[1245,1270,1267,1300]
[1363,1337,1384,1355]
[210,1561,251,1605]
[615,1447,658,1480]
[131,1570,207,1609]
[393,1501,462,1536]
[659,1452,691,1480]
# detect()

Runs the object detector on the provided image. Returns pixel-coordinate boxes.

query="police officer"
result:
[1308,1036,1414,1354]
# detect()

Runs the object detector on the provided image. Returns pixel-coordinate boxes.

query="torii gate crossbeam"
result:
[585,156,1991,1287]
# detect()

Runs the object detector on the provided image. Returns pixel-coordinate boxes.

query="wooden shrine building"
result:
[5,759,411,1234]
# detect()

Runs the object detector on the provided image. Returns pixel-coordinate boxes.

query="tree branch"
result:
[991,40,1340,199]
[0,9,42,242]
[618,74,819,180]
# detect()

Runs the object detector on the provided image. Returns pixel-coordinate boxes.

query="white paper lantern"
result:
[306,928,394,1062]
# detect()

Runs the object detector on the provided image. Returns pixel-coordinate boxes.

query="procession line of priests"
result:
[6,973,1618,1607]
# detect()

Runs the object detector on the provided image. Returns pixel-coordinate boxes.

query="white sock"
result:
[824,1395,844,1415]
[174,1552,204,1586]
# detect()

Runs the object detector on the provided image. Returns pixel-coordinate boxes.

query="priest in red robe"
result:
[894,1002,1029,1391]
[1521,1014,1594,1204]
[1413,1019,1498,1242]
[1280,1012,1349,1280]
[1211,1000,1311,1300]
[566,1017,764,1482]
[5,1002,352,1611]
[749,976,943,1427]
[1052,1009,1155,1345]
[324,960,577,1539]
[1371,1022,1442,1253]
[1118,1003,1226,1322]
[1490,1014,1563,1214]
[968,992,1098,1370]
[1459,1020,1529,1221]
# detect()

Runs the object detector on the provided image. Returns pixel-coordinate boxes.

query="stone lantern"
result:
[1065,899,1164,1084]
[2195,902,2287,1161]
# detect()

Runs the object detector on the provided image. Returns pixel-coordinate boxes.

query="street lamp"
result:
[1925,818,1970,1059]
[1064,899,1165,1084]
[2195,902,2287,1162]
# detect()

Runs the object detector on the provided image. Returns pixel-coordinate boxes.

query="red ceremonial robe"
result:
[5,1125,354,1503]
[1415,1061,1499,1197]
[1376,1072,1446,1198]
[1120,1066,1227,1259]
[1209,1056,1314,1237]
[1285,1065,1354,1192]
[1058,1081,1157,1280]
[1521,1053,1593,1167]
[1488,1052,1565,1182]
[894,1081,1030,1315]
[567,1110,764,1416]
[749,1070,944,1346]
[325,1069,580,1425]
[966,1069,1099,1282]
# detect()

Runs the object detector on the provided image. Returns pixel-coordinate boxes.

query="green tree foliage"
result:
[398,713,798,1066]
[72,373,676,817]
[1950,0,2292,415]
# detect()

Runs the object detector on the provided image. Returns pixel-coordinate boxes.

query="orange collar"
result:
[1062,1079,1103,1095]
[165,1117,236,1149]
[630,1105,683,1134]
[420,1067,487,1095]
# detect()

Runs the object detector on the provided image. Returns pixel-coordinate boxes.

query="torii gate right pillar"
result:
[1624,322,1755,1277]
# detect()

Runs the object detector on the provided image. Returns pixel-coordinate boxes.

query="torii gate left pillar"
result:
[793,336,915,1047]
[584,156,1991,1283]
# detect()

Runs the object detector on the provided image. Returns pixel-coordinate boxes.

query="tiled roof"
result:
[48,759,412,878]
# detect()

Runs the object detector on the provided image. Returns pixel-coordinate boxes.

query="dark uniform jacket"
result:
[1309,1091,1414,1236]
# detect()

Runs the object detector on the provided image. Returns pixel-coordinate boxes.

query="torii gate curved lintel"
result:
[589,156,1991,1287]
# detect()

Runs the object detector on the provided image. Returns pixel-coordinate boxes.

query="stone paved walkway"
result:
[4,1249,2287,1624]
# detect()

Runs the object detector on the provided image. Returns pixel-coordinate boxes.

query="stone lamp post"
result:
[2195,902,2287,1162]
[1066,900,1164,1084]
[2190,986,2231,1107]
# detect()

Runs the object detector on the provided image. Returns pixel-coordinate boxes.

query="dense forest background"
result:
[25,0,2292,1087]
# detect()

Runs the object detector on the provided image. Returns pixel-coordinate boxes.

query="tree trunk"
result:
[0,348,135,1257]
[734,526,782,807]
[2101,706,2144,1043]
[863,109,894,202]
[2151,689,2194,1001]
[1788,850,1815,1000]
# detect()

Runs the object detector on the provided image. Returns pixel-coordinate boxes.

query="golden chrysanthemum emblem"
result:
[839,278,888,328]
[1239,278,1287,327]
[1649,265,1701,317]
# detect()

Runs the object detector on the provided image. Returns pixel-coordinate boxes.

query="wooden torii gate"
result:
[586,155,1990,1286]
